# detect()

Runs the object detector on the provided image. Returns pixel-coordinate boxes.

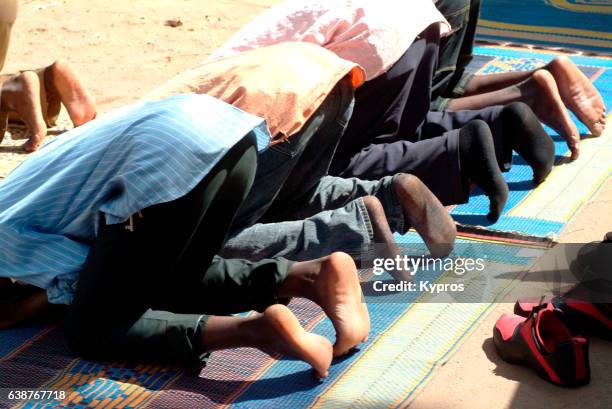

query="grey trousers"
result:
[220,175,404,261]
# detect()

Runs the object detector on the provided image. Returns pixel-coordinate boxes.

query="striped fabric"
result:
[0,94,270,305]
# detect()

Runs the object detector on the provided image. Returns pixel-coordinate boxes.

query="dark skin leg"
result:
[361,183,457,280]
[0,71,47,151]
[392,174,456,258]
[44,59,97,127]
[450,70,580,159]
[361,196,410,281]
[0,60,96,152]
[462,70,534,96]
[449,56,606,143]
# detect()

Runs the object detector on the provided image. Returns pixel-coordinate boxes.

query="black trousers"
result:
[65,135,292,367]
[431,0,480,109]
[330,23,502,206]
[229,77,355,231]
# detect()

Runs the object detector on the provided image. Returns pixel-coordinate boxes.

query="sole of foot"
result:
[523,70,580,159]
[547,56,606,137]
[46,59,97,127]
[393,174,456,258]
[314,252,370,357]
[11,71,48,152]
[261,304,333,379]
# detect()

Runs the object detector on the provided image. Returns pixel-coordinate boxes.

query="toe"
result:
[591,122,604,138]
[569,142,580,160]
[22,140,38,152]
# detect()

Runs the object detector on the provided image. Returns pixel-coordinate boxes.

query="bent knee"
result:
[463,119,491,135]
[502,101,537,124]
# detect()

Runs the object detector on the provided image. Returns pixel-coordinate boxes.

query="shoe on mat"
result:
[493,307,590,387]
[515,298,612,340]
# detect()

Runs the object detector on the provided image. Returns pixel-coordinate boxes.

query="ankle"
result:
[277,260,321,301]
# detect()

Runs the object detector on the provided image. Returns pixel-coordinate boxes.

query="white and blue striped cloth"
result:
[0,94,270,304]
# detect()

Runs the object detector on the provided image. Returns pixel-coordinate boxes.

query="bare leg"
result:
[0,71,47,152]
[546,56,606,137]
[392,174,456,258]
[462,70,535,96]
[453,57,605,139]
[449,70,580,159]
[45,59,97,127]
[202,305,333,378]
[278,252,370,357]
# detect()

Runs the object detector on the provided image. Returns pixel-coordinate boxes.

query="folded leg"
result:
[221,198,373,262]
[65,136,287,367]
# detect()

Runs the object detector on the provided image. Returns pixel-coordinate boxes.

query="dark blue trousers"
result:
[330,23,502,206]
[432,0,480,110]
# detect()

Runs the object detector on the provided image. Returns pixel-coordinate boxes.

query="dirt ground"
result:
[1,1,610,408]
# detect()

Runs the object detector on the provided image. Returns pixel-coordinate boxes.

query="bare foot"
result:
[278,253,370,357]
[393,174,456,258]
[546,56,607,137]
[0,71,47,152]
[314,253,370,357]
[258,305,333,378]
[520,69,581,159]
[45,59,97,127]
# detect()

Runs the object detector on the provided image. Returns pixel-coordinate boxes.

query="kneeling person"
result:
[147,42,457,266]
[0,94,369,377]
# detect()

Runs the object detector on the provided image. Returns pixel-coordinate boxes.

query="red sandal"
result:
[515,298,612,340]
[493,306,590,387]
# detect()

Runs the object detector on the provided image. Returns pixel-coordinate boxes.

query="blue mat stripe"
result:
[473,46,612,68]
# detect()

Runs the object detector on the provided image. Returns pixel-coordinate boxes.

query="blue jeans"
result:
[221,175,403,261]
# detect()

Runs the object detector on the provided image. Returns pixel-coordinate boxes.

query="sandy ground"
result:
[0,1,610,408]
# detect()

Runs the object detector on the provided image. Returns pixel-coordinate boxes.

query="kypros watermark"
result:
[359,242,612,303]
[372,280,465,294]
